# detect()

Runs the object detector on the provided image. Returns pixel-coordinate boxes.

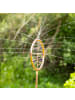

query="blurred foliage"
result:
[0,13,75,88]
[64,73,75,88]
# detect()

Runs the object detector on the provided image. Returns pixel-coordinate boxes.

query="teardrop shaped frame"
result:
[30,39,45,71]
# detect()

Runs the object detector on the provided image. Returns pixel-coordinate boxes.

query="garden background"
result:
[0,13,75,88]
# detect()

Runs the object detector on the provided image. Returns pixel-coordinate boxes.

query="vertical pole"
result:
[35,71,38,88]
[35,41,39,88]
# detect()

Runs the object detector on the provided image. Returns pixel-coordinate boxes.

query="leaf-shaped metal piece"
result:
[30,39,45,71]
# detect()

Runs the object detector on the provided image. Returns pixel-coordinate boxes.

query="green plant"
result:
[64,72,75,88]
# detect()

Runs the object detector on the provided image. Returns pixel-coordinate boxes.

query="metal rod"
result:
[35,71,38,88]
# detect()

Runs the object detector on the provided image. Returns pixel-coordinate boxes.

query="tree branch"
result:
[13,14,35,40]
[46,19,62,52]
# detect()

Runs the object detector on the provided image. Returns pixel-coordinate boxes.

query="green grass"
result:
[0,55,67,88]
